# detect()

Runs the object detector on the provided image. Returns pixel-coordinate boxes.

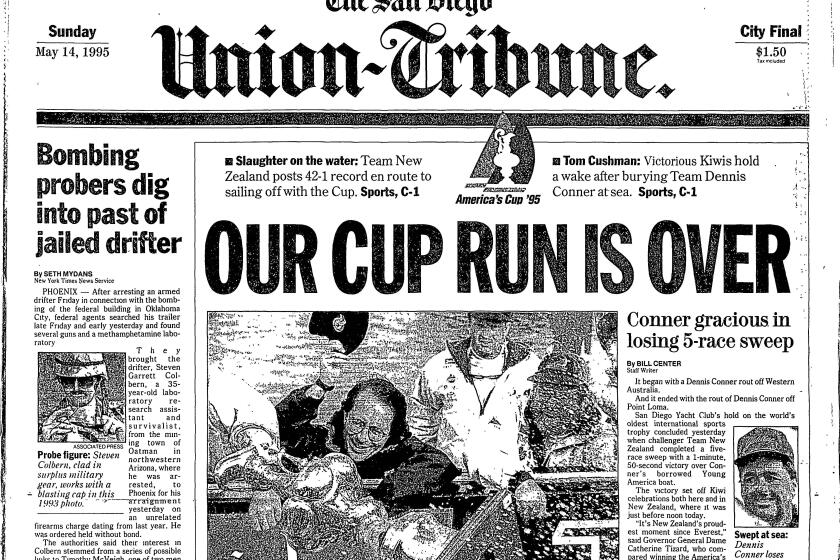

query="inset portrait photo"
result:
[37,352,126,443]
[733,426,798,528]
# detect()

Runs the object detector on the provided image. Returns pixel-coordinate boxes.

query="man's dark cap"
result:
[529,351,587,386]
[468,311,514,324]
[308,311,369,355]
[736,427,795,465]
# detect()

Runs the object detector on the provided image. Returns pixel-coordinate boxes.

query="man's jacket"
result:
[408,338,541,486]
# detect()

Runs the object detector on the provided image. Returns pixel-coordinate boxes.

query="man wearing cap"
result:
[734,427,798,528]
[408,312,547,519]
[527,350,618,472]
[40,352,125,443]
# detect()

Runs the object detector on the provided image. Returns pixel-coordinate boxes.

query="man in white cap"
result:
[408,312,547,519]
[40,352,125,442]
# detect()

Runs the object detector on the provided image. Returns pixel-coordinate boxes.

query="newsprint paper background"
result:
[3,1,840,559]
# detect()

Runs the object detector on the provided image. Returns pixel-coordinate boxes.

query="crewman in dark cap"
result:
[40,352,125,442]
[735,427,798,527]
[526,351,617,472]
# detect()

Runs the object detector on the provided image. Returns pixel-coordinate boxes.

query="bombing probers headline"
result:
[204,220,790,295]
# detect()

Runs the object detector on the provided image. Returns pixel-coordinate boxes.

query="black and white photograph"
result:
[733,426,799,528]
[207,311,618,560]
[37,352,127,443]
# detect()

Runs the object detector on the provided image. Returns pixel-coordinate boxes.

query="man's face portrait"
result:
[739,455,797,526]
[469,317,510,359]
[529,381,599,440]
[59,375,100,408]
[343,390,394,462]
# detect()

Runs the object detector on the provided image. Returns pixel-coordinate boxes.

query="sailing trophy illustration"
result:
[492,128,519,185]
[467,113,535,189]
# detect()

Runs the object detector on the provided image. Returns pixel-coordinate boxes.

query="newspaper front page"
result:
[3,0,835,559]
